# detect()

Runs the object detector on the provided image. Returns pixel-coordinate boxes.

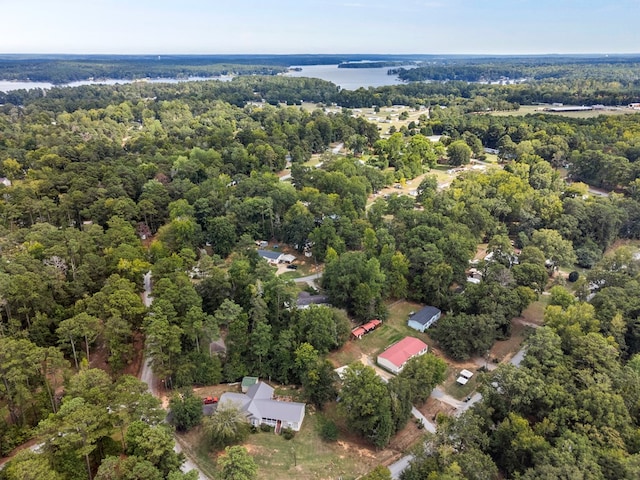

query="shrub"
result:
[281,427,295,440]
[260,423,273,432]
[318,416,339,442]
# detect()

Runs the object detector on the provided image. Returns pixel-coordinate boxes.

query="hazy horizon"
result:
[2,1,638,56]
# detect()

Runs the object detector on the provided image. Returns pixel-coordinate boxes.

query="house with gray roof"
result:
[218,381,306,432]
[258,249,282,264]
[407,306,441,332]
[295,292,330,309]
[257,249,296,265]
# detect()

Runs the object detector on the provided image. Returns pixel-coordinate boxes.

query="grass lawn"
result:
[430,165,458,185]
[521,296,550,326]
[178,403,381,480]
[442,366,481,399]
[359,301,429,357]
[483,153,499,163]
[176,428,221,480]
[328,300,428,367]
[244,412,378,480]
[491,320,530,362]
[278,260,317,280]
[303,153,325,168]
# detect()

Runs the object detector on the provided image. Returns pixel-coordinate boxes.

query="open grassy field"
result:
[297,102,428,139]
[180,409,386,480]
[520,296,550,326]
[243,412,381,480]
[490,104,634,118]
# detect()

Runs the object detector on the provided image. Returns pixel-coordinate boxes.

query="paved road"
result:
[389,345,526,478]
[411,407,435,433]
[510,347,527,367]
[431,386,464,410]
[140,271,210,480]
[140,272,158,396]
[293,272,322,289]
[174,437,209,480]
[142,271,153,308]
[389,454,415,479]
[588,186,610,197]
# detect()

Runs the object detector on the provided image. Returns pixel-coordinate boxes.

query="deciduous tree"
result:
[218,446,257,480]
[339,363,392,448]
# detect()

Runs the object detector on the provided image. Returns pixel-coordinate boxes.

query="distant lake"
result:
[0,80,54,91]
[0,76,231,93]
[0,64,411,93]
[284,64,412,90]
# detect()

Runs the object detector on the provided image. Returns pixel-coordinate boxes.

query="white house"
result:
[218,382,306,432]
[407,306,442,332]
[377,337,428,374]
[258,249,282,264]
[257,250,296,265]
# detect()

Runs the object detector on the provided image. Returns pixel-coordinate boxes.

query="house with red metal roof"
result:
[377,336,428,374]
[351,319,382,339]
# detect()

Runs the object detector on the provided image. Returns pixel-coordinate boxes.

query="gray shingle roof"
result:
[219,382,305,425]
[410,306,441,326]
[258,250,281,260]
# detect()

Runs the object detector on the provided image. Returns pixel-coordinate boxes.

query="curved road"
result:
[293,272,322,289]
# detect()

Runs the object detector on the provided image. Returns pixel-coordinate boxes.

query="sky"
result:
[1,0,638,55]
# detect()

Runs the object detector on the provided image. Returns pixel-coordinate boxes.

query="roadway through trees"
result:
[140,271,210,480]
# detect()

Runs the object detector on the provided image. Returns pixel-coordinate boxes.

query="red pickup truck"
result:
[203,396,218,405]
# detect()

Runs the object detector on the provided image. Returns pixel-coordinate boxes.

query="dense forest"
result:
[393,56,640,82]
[0,61,639,479]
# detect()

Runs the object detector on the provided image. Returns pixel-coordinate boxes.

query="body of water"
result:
[0,80,54,91]
[0,76,232,93]
[284,64,412,90]
[0,64,410,93]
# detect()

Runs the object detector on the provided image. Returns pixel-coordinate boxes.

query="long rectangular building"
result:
[377,336,428,374]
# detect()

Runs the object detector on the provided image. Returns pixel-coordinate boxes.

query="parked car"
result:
[286,264,298,270]
[203,396,218,405]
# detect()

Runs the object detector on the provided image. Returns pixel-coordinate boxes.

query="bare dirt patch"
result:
[193,383,240,396]
[418,397,457,422]
[125,332,145,377]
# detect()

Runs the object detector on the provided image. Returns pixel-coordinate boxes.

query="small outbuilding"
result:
[407,306,442,332]
[351,319,382,339]
[280,254,296,264]
[241,376,259,393]
[456,369,474,385]
[377,337,428,374]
